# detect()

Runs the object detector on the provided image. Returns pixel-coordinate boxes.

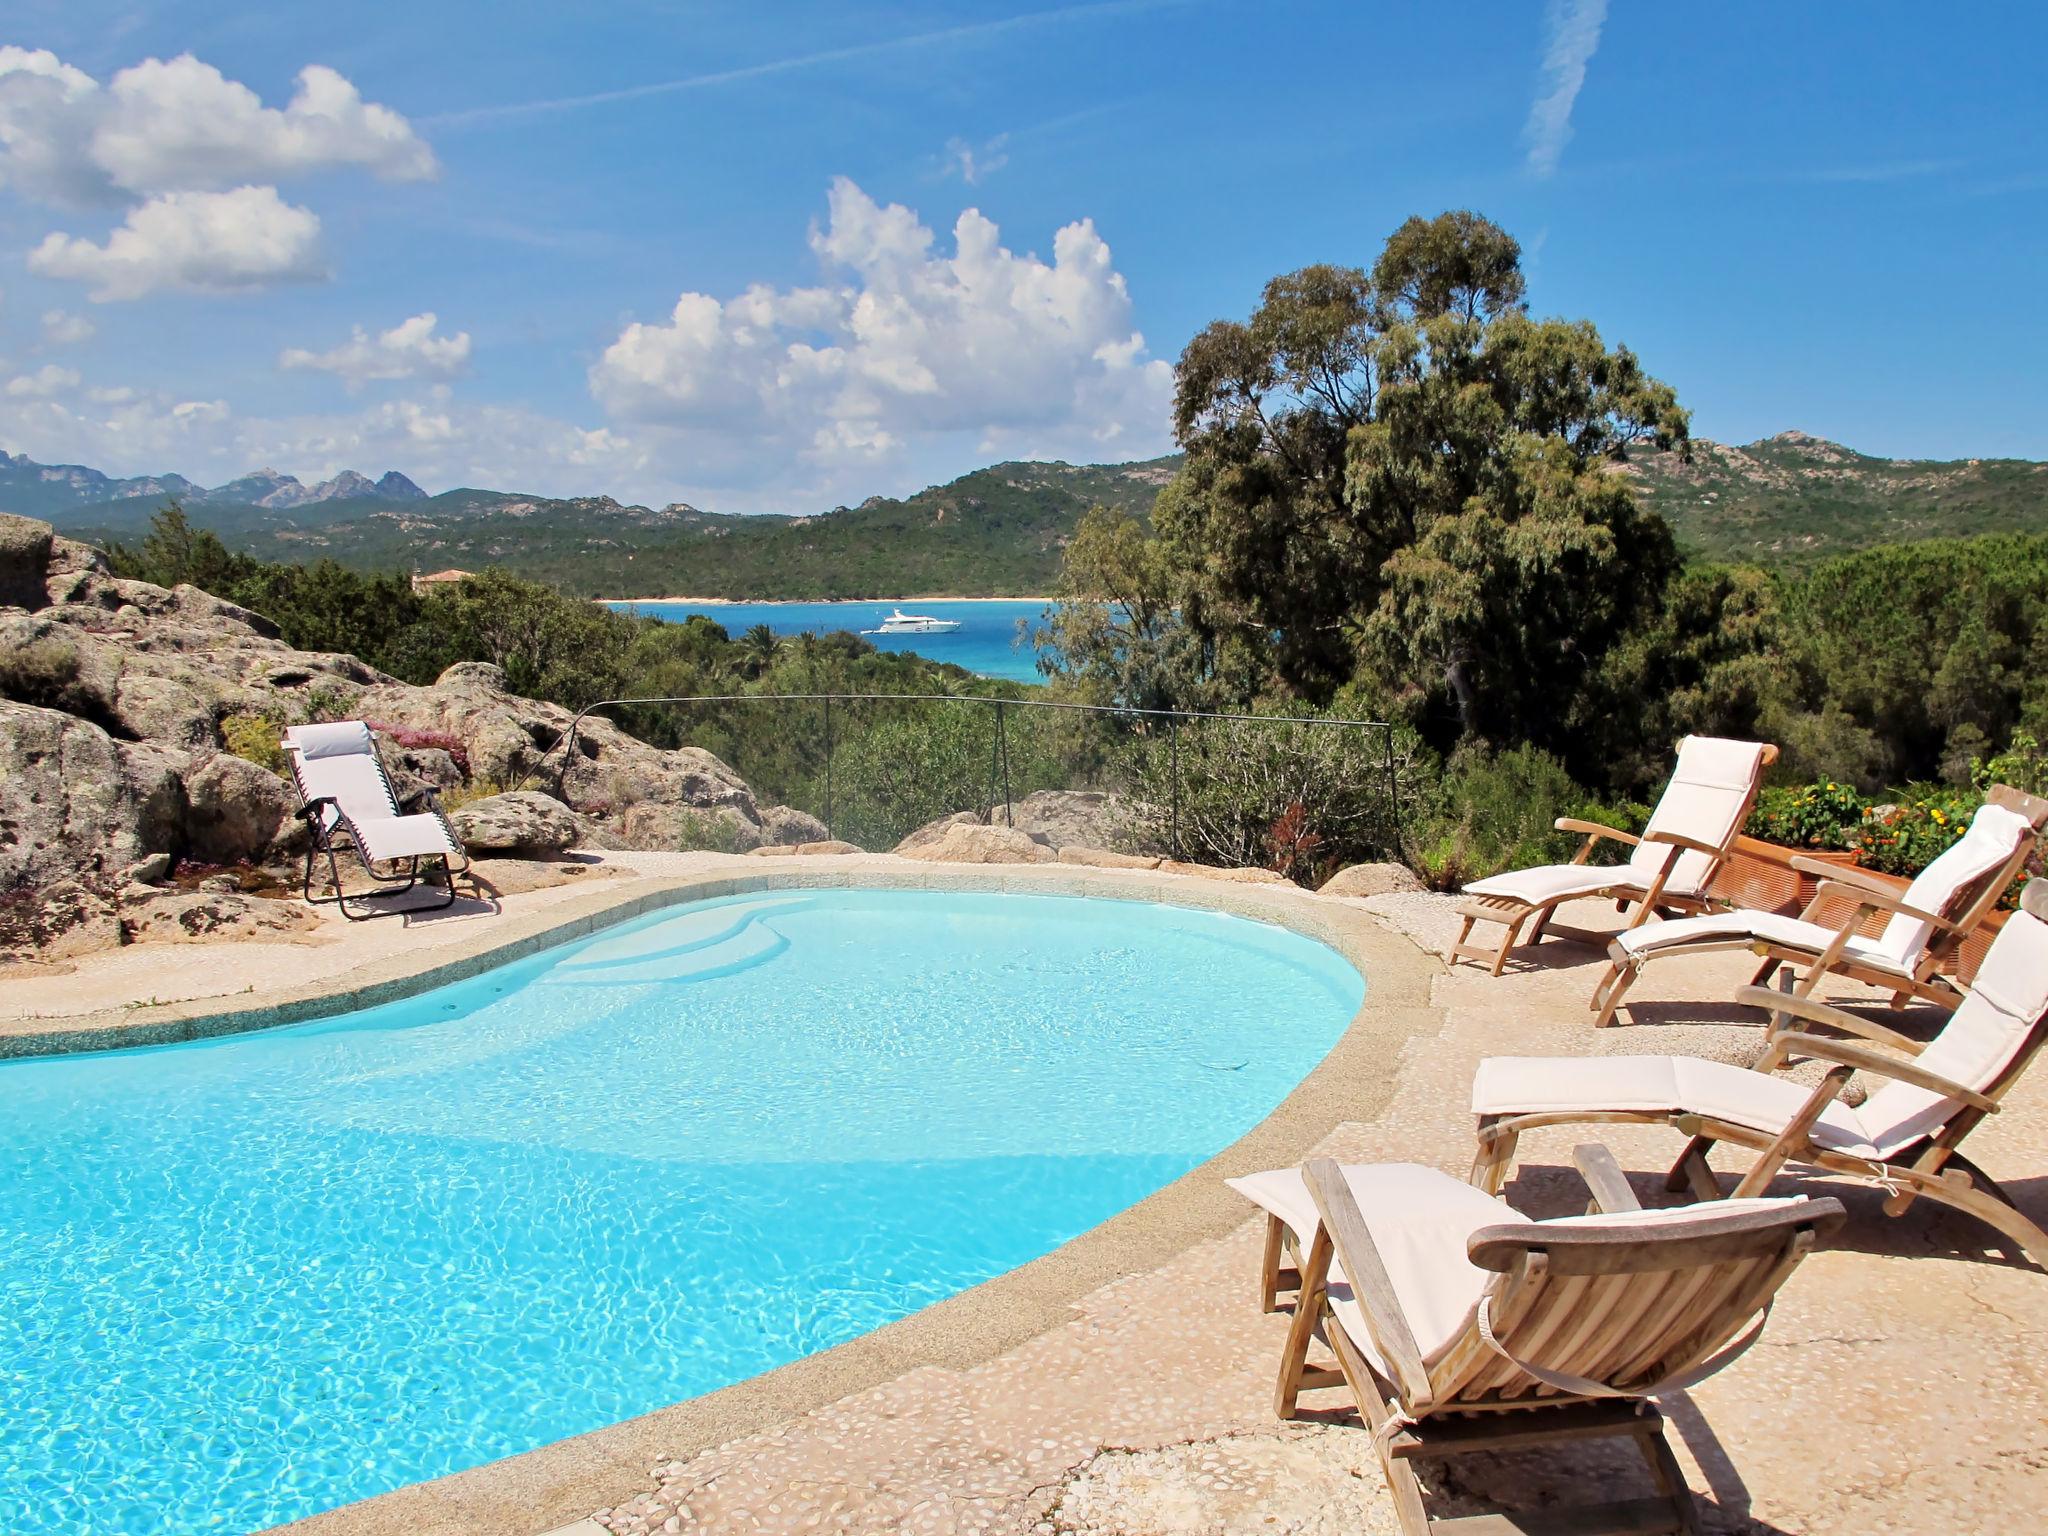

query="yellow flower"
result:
[1931,809,1946,824]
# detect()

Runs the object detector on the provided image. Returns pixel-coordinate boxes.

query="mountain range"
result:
[0,452,427,517]
[3,433,2042,599]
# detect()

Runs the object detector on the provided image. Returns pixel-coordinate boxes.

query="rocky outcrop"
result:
[619,803,762,853]
[900,791,1161,858]
[758,804,830,846]
[1318,862,1424,899]
[0,512,54,609]
[749,840,862,857]
[0,701,186,889]
[896,810,983,854]
[995,789,1155,852]
[897,823,1055,865]
[184,751,301,865]
[450,791,586,856]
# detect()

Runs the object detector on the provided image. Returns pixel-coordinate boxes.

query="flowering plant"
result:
[1745,782,1869,850]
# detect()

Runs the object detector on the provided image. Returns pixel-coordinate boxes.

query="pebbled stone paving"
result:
[586,889,2048,1536]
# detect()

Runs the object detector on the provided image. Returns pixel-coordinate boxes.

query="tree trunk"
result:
[1444,651,1478,738]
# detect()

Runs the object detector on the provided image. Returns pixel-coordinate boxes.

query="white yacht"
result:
[866,607,962,635]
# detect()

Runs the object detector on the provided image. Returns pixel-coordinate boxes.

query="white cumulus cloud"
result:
[589,177,1172,485]
[279,312,473,388]
[0,47,436,205]
[4,363,81,398]
[41,309,95,344]
[29,185,326,301]
[1524,0,1608,179]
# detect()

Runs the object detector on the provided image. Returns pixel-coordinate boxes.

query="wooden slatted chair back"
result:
[1425,1200,1845,1407]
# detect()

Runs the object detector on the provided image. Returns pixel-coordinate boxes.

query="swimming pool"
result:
[0,888,1364,1535]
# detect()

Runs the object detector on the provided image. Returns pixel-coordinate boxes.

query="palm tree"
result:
[740,623,783,678]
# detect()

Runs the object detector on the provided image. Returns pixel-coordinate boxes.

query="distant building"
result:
[411,568,474,594]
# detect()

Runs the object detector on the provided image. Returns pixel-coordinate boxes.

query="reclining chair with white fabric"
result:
[1471,887,2048,1268]
[1586,787,2047,1027]
[283,721,472,919]
[1449,736,1778,976]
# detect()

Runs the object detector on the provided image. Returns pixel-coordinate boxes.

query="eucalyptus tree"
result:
[1155,210,1691,758]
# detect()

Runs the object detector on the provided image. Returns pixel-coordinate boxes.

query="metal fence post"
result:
[1169,714,1182,862]
[995,700,1013,827]
[823,694,835,837]
[1383,724,1399,854]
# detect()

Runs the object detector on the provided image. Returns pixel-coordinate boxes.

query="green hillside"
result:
[1627,431,2048,567]
[16,433,2047,596]
[43,458,1180,599]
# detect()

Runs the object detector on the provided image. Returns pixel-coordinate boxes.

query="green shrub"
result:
[439,777,511,812]
[1744,781,1869,850]
[1402,745,1642,891]
[1120,711,1418,877]
[219,712,287,775]
[1975,731,2048,798]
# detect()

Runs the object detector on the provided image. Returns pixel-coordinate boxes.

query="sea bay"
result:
[603,598,1053,684]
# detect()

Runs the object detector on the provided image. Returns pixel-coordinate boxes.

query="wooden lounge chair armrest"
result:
[1554,817,1639,847]
[1733,986,1928,1055]
[1639,828,1727,859]
[1572,1143,1642,1213]
[1811,880,1971,937]
[1788,854,1894,891]
[1303,1158,1433,1407]
[1763,1033,2001,1113]
[293,795,337,823]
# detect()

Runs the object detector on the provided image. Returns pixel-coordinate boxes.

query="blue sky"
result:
[1,1,2043,511]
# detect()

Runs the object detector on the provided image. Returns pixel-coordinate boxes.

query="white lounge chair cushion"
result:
[352,813,461,861]
[1612,910,1912,976]
[1857,908,2048,1155]
[1873,802,2035,964]
[1226,1163,1519,1369]
[1625,736,1773,896]
[284,721,376,759]
[1464,863,1649,907]
[1470,1054,1882,1158]
[1463,736,1767,909]
[1612,800,2034,975]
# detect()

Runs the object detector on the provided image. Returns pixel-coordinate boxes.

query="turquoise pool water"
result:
[0,889,1362,1535]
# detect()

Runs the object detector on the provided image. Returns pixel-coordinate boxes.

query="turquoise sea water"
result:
[0,889,1362,1535]
[606,598,1052,683]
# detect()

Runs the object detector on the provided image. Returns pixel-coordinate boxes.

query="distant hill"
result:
[1625,431,2048,567]
[13,453,1178,599]
[7,433,2043,596]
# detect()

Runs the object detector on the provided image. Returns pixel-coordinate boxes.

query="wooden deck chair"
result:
[1472,895,2048,1267]
[1450,737,1777,976]
[1587,786,2047,1027]
[1228,1154,1842,1536]
[283,721,473,919]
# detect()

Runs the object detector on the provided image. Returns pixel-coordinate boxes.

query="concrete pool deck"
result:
[7,855,2043,1533]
